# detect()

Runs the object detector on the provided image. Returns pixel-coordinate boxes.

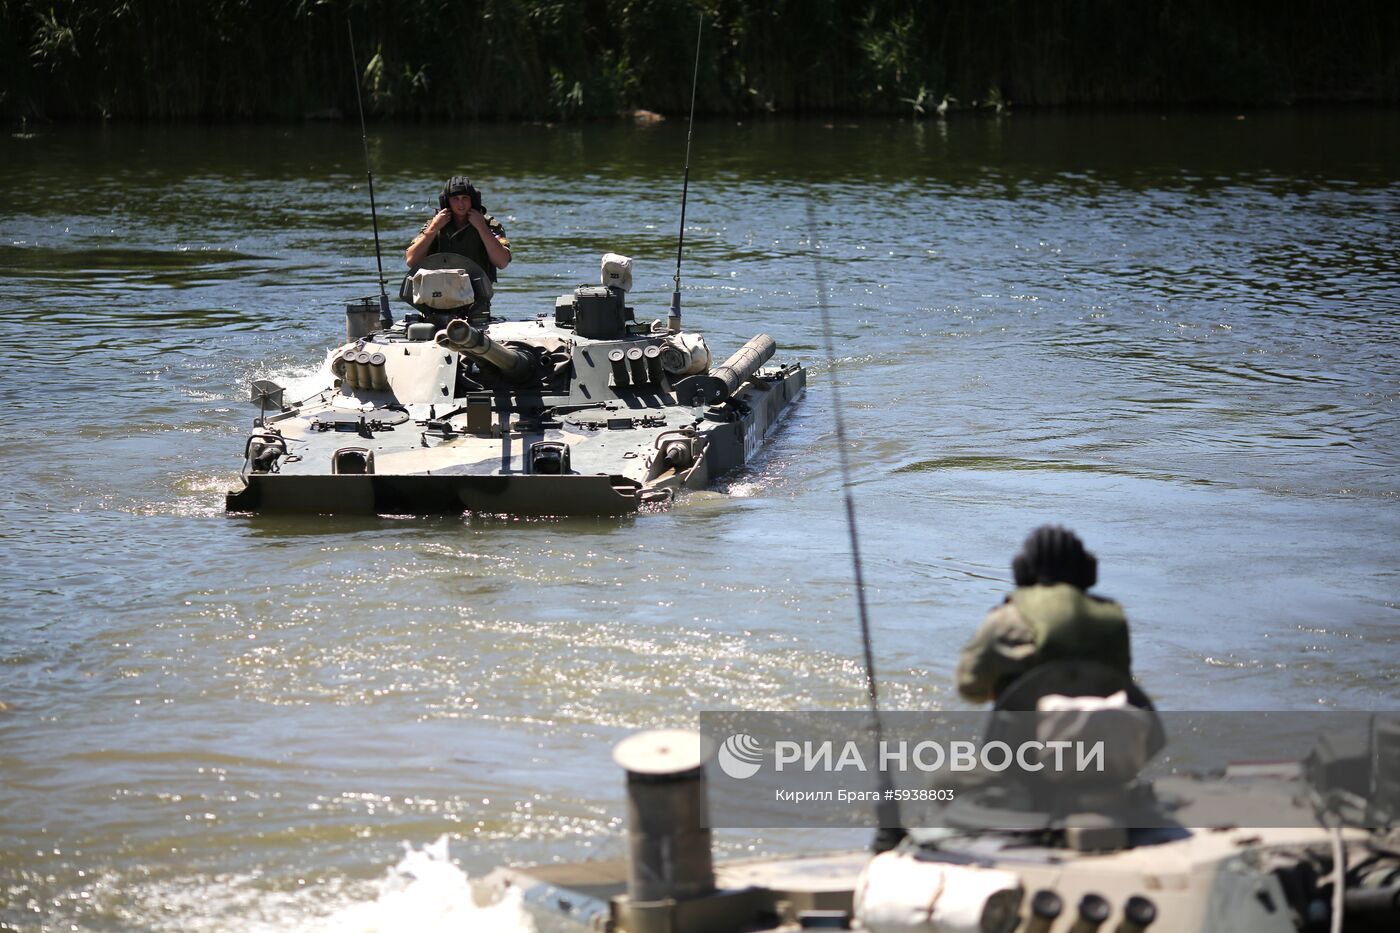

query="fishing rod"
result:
[806,201,902,845]
[669,12,704,334]
[346,21,392,328]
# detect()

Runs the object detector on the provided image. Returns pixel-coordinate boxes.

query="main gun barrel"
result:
[436,318,534,381]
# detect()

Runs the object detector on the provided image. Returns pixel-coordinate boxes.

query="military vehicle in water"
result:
[224,253,804,515]
[486,706,1400,932]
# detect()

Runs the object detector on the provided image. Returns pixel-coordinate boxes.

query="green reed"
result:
[2,0,1396,121]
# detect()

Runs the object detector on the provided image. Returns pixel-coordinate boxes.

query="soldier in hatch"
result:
[405,175,512,278]
[955,525,1132,704]
[870,526,1137,852]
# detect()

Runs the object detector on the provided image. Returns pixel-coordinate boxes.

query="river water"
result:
[1,111,1397,930]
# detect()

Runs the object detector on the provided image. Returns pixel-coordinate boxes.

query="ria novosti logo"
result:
[717,733,764,779]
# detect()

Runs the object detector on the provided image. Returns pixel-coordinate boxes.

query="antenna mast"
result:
[347,22,392,327]
[807,201,901,845]
[669,13,704,334]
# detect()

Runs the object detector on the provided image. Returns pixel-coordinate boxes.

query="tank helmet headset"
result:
[439,175,483,211]
[1011,524,1098,591]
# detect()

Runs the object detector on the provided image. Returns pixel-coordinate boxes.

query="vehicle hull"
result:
[225,316,805,517]
[225,472,642,516]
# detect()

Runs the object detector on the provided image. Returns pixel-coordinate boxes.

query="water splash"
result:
[321,836,534,933]
[273,350,339,406]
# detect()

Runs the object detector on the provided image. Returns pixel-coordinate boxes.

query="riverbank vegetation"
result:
[4,0,1397,122]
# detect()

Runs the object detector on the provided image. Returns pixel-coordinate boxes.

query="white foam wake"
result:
[274,350,339,405]
[321,836,534,933]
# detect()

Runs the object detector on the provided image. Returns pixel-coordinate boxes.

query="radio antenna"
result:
[669,13,703,334]
[806,201,901,845]
[347,22,392,327]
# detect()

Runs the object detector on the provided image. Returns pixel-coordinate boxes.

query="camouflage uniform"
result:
[421,215,510,281]
[956,582,1131,703]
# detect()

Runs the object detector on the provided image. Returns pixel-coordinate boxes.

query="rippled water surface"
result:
[2,112,1398,929]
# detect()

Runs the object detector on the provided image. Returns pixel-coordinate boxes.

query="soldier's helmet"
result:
[1011,525,1098,590]
[439,176,481,211]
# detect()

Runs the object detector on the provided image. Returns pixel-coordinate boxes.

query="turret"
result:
[435,318,535,381]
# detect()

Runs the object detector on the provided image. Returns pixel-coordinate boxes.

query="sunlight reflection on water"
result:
[1,111,1396,929]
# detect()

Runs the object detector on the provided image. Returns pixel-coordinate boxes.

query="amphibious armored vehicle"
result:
[225,254,804,515]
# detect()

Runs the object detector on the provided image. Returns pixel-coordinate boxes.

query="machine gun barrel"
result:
[711,334,776,396]
[436,318,534,381]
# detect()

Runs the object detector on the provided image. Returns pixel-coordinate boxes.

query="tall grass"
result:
[3,0,1396,121]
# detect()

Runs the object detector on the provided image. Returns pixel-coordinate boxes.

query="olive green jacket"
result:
[955,583,1132,703]
[420,214,509,281]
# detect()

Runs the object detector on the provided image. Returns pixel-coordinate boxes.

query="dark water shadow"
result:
[893,454,1218,486]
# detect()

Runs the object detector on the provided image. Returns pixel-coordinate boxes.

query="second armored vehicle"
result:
[225,253,805,515]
